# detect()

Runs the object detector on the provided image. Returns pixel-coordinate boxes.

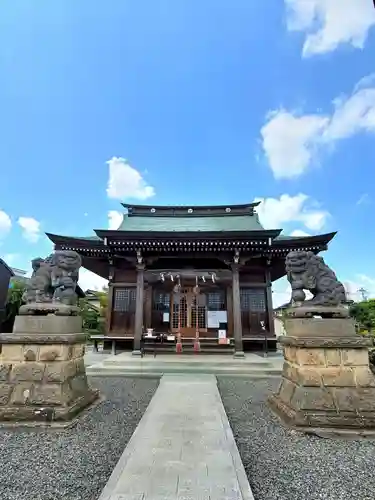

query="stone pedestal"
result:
[0,315,99,425]
[269,316,375,437]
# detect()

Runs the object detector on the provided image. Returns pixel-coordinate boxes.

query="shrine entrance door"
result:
[171,287,207,337]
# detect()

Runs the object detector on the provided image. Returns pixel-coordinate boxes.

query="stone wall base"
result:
[0,325,99,426]
[268,328,375,438]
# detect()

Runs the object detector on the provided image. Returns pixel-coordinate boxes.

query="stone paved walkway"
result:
[98,374,254,500]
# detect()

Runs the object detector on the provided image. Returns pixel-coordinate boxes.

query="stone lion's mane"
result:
[286,250,346,306]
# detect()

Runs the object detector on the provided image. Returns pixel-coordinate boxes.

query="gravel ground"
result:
[0,377,158,500]
[218,378,375,500]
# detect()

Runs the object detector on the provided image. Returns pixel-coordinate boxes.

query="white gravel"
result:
[218,378,375,500]
[0,377,158,500]
[2,376,374,500]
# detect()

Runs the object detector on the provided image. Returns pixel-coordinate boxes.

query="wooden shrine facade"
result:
[46,202,337,353]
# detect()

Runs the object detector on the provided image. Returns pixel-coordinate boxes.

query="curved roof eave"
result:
[121,202,261,210]
[93,228,282,239]
[45,232,104,247]
[273,231,337,247]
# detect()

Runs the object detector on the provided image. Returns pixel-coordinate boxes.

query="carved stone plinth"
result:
[269,316,375,437]
[19,302,79,316]
[0,315,99,426]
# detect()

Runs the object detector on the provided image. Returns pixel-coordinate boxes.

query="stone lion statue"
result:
[285,250,346,307]
[22,256,54,303]
[23,250,81,306]
[50,250,82,305]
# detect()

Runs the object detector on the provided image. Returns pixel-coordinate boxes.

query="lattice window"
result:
[172,294,188,329]
[240,288,266,312]
[113,288,136,312]
[152,291,170,311]
[207,290,225,311]
[191,295,207,329]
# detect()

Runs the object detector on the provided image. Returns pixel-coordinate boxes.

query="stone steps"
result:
[86,352,283,378]
[142,346,235,355]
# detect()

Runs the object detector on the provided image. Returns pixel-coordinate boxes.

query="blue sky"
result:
[1,0,375,304]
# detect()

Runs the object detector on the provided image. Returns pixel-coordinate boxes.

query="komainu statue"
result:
[21,250,82,315]
[50,250,81,305]
[285,250,347,316]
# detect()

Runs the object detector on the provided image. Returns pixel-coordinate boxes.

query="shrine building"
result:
[46,202,336,354]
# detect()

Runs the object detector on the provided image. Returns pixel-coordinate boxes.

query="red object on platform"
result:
[176,342,183,353]
[193,341,201,353]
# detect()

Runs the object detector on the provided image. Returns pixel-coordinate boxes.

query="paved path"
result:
[98,374,254,500]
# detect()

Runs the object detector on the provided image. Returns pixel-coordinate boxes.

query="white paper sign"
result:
[207,311,227,328]
[163,312,170,322]
[217,311,227,323]
[207,311,220,328]
[218,329,227,339]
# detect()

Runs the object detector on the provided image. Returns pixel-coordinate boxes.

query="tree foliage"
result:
[3,281,109,334]
[349,299,375,332]
[78,288,108,333]
[5,280,26,320]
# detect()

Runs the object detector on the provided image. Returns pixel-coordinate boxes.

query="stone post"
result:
[231,264,244,358]
[269,313,375,437]
[132,263,145,356]
[0,313,99,425]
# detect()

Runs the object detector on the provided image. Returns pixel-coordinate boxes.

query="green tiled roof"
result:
[117,214,264,232]
[66,235,102,241]
[275,234,308,240]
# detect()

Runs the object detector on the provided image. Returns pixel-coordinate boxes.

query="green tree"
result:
[78,298,100,332]
[349,299,375,332]
[5,280,26,320]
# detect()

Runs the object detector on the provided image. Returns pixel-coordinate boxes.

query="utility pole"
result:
[358,287,368,301]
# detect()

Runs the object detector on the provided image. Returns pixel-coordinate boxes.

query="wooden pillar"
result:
[132,263,145,356]
[105,257,115,335]
[265,267,275,336]
[105,283,114,334]
[231,263,244,357]
[226,285,233,338]
[145,284,152,329]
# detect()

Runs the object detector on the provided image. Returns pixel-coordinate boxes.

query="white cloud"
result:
[356,193,371,206]
[342,277,375,302]
[272,276,314,308]
[261,74,375,178]
[290,229,310,237]
[78,268,108,292]
[272,277,292,308]
[0,210,11,239]
[17,217,41,243]
[261,111,328,179]
[3,253,20,266]
[106,157,155,200]
[255,194,329,231]
[285,0,375,57]
[273,274,375,308]
[108,210,123,230]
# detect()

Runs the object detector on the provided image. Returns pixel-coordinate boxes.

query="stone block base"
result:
[0,327,99,425]
[268,330,375,437]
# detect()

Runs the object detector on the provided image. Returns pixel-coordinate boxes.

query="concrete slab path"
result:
[98,374,255,500]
